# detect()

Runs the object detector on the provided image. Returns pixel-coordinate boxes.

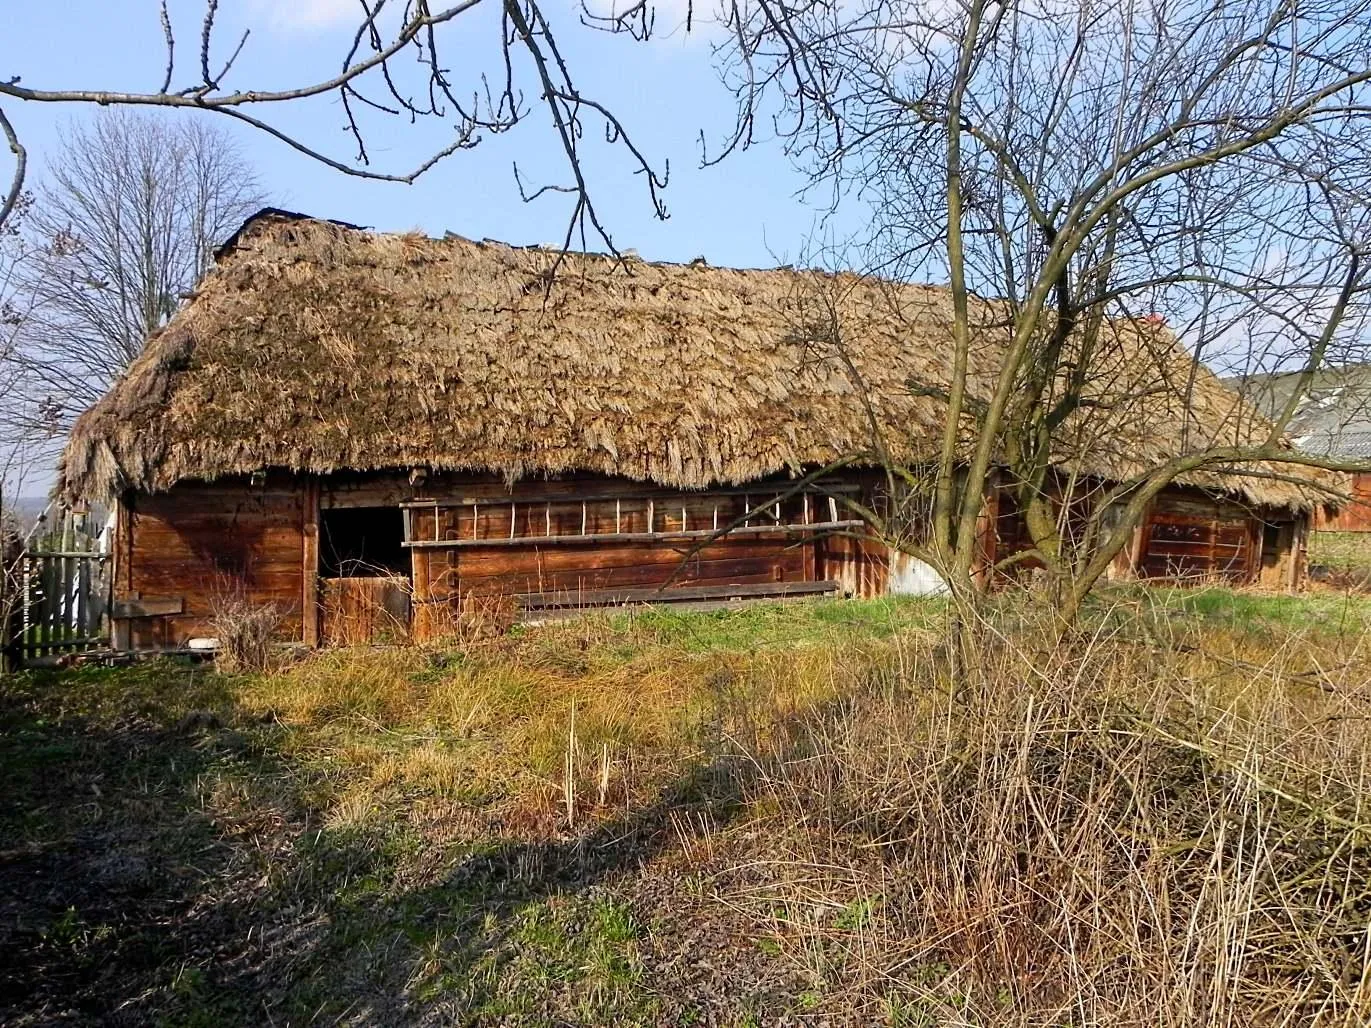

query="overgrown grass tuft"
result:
[719,599,1371,1024]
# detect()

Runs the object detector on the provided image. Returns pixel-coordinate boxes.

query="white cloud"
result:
[248,0,363,34]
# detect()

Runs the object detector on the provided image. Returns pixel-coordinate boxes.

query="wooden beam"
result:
[111,597,185,618]
[25,550,112,560]
[1287,514,1308,591]
[111,497,133,652]
[1247,519,1263,586]
[1128,502,1153,577]
[400,520,867,549]
[394,482,863,509]
[973,474,1002,587]
[302,478,321,648]
[411,545,433,642]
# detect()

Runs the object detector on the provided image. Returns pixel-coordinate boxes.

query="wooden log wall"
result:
[113,469,899,651]
[1137,491,1268,584]
[988,480,1304,589]
[816,531,888,598]
[115,477,306,649]
[408,477,828,638]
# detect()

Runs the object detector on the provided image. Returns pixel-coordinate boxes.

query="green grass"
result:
[1104,581,1371,630]
[1311,530,1371,575]
[602,595,943,651]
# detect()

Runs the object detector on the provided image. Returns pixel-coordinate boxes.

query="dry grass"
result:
[212,592,1371,1022]
[207,595,285,672]
[235,602,930,834]
[716,605,1371,1025]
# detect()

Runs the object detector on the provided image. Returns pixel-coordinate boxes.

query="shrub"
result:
[208,597,284,673]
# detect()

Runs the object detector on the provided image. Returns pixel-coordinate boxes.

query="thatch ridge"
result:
[58,210,1332,511]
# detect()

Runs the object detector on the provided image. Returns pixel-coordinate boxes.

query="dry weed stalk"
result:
[208,595,284,673]
[725,601,1371,1026]
[564,698,578,828]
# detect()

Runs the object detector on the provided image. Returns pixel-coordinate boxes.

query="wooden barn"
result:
[56,211,1333,651]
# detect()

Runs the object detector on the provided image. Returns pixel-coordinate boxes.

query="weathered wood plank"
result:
[460,552,807,597]
[321,576,410,645]
[25,550,113,560]
[454,538,794,575]
[112,597,186,618]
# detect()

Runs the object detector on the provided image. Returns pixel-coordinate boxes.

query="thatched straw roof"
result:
[58,210,1332,511]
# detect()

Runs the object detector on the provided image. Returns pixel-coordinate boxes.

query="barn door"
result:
[1139,511,1253,582]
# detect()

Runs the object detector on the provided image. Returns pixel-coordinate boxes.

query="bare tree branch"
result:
[0,0,675,257]
[0,107,25,234]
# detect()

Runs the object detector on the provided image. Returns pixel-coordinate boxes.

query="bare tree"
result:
[0,0,675,255]
[13,112,264,429]
[0,192,46,505]
[720,0,1371,621]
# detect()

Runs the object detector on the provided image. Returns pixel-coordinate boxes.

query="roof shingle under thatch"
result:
[57,210,1331,511]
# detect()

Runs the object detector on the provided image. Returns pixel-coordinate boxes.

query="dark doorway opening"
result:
[1261,521,1283,569]
[320,507,408,578]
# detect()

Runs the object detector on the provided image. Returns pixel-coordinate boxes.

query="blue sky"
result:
[4,0,861,267]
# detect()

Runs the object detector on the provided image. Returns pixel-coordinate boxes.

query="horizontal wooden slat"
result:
[459,553,806,596]
[453,538,793,575]
[112,597,185,618]
[1145,539,1246,555]
[399,482,861,509]
[403,520,863,549]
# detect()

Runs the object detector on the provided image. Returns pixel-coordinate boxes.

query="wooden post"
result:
[411,522,432,643]
[302,479,320,648]
[1287,514,1309,592]
[972,472,1001,588]
[803,498,817,583]
[1247,519,1263,586]
[1122,500,1153,580]
[110,497,133,653]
